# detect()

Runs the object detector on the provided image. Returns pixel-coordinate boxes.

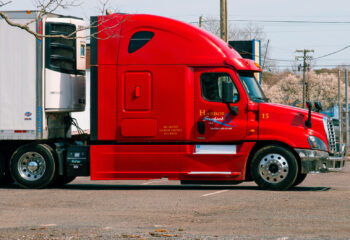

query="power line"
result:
[192,19,350,24]
[268,64,350,68]
[239,51,295,62]
[195,17,350,65]
[227,19,350,24]
[236,42,350,63]
[314,45,350,59]
[242,46,350,63]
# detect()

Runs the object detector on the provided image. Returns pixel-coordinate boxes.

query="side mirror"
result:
[222,81,238,115]
[306,101,312,109]
[305,101,312,128]
[222,81,234,103]
[315,101,322,112]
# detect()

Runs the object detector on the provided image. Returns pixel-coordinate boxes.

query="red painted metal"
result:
[124,72,152,111]
[258,103,327,149]
[90,142,255,181]
[89,13,328,182]
[194,67,250,142]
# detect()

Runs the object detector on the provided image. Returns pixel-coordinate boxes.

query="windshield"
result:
[238,72,268,103]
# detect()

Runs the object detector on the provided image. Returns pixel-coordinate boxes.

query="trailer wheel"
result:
[292,173,307,187]
[10,144,56,189]
[250,145,298,190]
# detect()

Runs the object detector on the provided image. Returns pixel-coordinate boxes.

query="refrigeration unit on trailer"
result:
[0,11,86,187]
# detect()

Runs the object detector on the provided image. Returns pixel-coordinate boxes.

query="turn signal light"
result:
[254,62,261,68]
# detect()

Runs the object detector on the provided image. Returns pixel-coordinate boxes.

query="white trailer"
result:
[0,11,86,188]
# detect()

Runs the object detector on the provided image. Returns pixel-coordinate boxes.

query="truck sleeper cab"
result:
[1,13,345,190]
[87,13,345,190]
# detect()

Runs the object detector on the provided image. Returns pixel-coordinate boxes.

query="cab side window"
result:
[200,72,239,102]
[128,31,154,53]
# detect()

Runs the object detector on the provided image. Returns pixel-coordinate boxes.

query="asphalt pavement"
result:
[0,165,350,239]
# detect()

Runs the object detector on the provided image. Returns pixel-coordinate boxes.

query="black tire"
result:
[10,144,56,189]
[51,175,76,187]
[250,145,298,190]
[292,173,307,187]
[0,173,14,186]
[0,152,14,186]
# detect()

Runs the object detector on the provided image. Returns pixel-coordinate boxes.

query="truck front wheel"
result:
[251,145,298,190]
[10,144,56,189]
[292,173,307,187]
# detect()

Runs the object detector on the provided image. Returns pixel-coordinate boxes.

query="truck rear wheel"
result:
[251,145,298,190]
[51,176,76,187]
[10,144,56,189]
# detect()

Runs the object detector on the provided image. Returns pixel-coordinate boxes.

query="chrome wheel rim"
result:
[259,153,289,184]
[17,152,46,181]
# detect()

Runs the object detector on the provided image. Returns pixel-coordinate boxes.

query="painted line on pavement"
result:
[201,190,229,197]
[40,224,57,227]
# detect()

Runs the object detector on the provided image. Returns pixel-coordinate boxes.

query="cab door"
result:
[194,68,248,142]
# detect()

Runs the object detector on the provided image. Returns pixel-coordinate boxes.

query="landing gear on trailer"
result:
[251,145,298,191]
[10,144,56,189]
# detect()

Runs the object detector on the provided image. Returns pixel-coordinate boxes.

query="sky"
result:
[2,0,350,71]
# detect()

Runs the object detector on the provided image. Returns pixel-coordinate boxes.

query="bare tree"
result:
[200,17,266,42]
[263,70,349,109]
[200,16,221,37]
[200,16,275,71]
[0,0,85,39]
[0,0,123,40]
[96,0,119,15]
[0,1,10,7]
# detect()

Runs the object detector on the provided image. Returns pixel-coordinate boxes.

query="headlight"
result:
[308,136,328,151]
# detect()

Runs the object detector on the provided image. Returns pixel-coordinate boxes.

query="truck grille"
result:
[324,117,337,153]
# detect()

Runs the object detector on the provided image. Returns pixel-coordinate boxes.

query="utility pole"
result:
[199,15,203,28]
[345,69,349,150]
[296,49,314,108]
[220,0,228,42]
[338,70,342,150]
[262,39,270,70]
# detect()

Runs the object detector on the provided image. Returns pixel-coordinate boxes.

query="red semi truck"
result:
[2,13,347,190]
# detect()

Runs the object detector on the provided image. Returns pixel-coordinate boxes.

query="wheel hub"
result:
[17,152,46,181]
[27,161,39,172]
[268,163,279,174]
[259,153,289,184]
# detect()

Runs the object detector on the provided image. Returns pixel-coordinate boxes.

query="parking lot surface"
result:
[0,165,350,239]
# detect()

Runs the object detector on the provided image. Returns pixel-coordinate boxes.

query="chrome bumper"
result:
[295,146,346,174]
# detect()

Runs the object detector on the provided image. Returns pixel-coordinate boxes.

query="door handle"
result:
[134,86,141,97]
[197,121,205,135]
